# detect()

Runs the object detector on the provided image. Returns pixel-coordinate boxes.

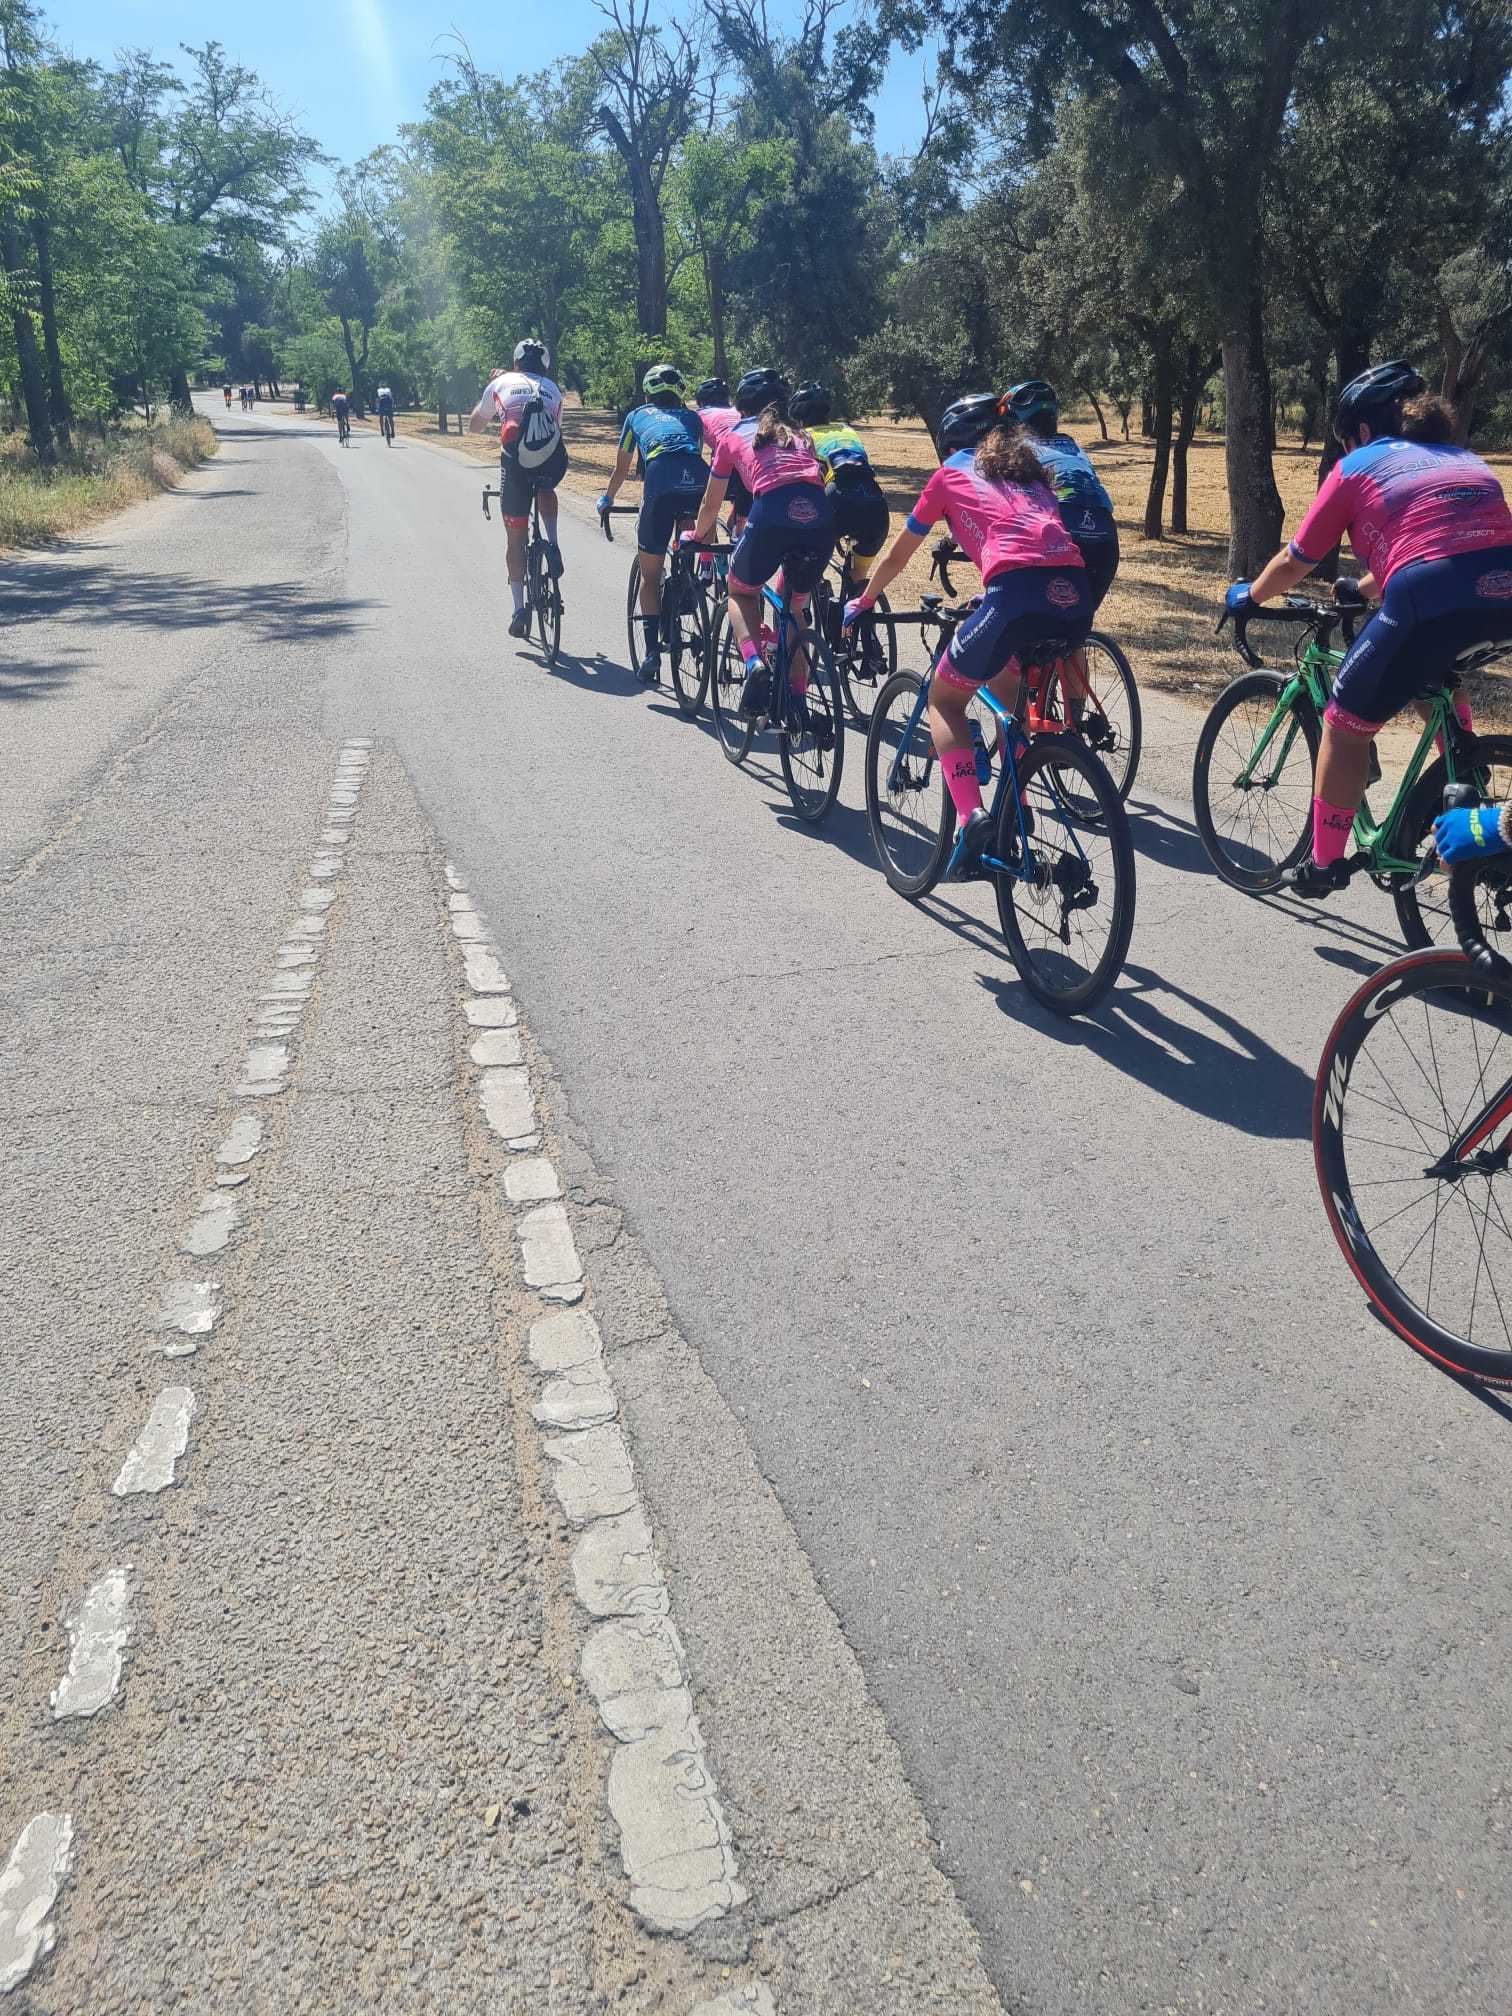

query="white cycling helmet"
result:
[513,338,550,371]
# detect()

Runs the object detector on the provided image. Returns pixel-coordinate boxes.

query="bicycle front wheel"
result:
[1391,735,1512,951]
[996,736,1135,1016]
[865,671,951,896]
[531,545,562,665]
[710,622,754,765]
[778,628,846,824]
[836,597,897,728]
[1192,670,1318,891]
[667,569,711,718]
[1314,946,1512,1384]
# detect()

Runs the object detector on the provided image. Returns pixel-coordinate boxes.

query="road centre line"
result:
[0,1813,74,1995]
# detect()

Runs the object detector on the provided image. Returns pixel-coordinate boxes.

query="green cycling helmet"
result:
[643,363,686,398]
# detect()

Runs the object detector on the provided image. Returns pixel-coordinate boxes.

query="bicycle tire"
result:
[836,594,896,728]
[668,570,711,717]
[710,622,754,765]
[1391,734,1512,950]
[865,670,951,896]
[1192,669,1319,891]
[1314,945,1512,1385]
[778,623,846,824]
[996,736,1135,1016]
[625,554,643,673]
[531,543,562,665]
[1034,634,1142,801]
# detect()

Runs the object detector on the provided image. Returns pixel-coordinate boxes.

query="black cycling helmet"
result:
[735,366,790,417]
[694,376,728,407]
[787,381,832,425]
[513,337,550,371]
[1333,360,1424,446]
[1005,379,1058,426]
[938,393,1005,456]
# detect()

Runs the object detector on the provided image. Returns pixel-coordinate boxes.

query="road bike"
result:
[379,407,395,445]
[1194,595,1512,948]
[864,606,1136,1015]
[482,482,562,665]
[602,503,711,717]
[809,537,897,728]
[335,407,350,446]
[708,557,846,824]
[1314,786,1512,1385]
[924,539,1142,800]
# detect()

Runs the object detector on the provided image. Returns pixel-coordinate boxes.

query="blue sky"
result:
[54,0,937,208]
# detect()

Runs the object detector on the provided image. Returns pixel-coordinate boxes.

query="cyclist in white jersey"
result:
[469,340,569,638]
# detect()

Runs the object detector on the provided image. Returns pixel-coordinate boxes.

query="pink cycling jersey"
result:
[905,449,1083,582]
[711,416,823,499]
[697,405,741,454]
[1290,437,1512,587]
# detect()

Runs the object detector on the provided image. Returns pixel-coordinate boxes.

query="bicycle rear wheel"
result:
[996,736,1135,1016]
[1314,945,1512,1384]
[667,566,711,718]
[710,622,754,765]
[1192,670,1318,890]
[865,671,951,896]
[531,543,562,665]
[778,625,846,824]
[1391,735,1512,951]
[625,555,643,673]
[1034,634,1141,801]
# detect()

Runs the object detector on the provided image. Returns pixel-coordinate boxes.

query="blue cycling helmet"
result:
[938,393,1005,455]
[1005,379,1058,426]
[735,367,789,417]
[694,377,728,407]
[788,381,832,425]
[1333,361,1424,446]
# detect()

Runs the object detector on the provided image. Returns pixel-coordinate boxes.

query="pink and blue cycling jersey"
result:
[1289,438,1512,587]
[697,405,742,457]
[906,450,1084,582]
[711,417,823,499]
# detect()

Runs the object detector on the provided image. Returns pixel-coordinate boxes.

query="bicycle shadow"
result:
[979,959,1314,1139]
[518,641,644,696]
[1123,798,1216,879]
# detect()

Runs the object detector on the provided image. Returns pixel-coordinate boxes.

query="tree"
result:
[674,131,787,385]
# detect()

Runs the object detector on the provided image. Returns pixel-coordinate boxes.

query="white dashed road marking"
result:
[50,1568,134,1720]
[111,1386,196,1497]
[0,1812,74,1994]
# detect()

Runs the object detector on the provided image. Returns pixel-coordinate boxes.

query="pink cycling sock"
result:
[739,636,761,666]
[1312,796,1353,868]
[942,748,983,822]
[1455,692,1474,733]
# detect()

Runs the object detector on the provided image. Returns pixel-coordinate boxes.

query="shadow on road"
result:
[980,958,1314,1138]
[1124,798,1216,879]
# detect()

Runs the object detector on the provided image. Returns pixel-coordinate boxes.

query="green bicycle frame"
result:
[1237,642,1472,881]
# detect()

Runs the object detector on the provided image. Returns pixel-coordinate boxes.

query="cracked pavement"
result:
[3,398,1511,2014]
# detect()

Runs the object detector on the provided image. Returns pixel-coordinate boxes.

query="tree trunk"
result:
[1079,384,1109,441]
[31,215,70,451]
[1221,289,1283,576]
[1171,346,1210,537]
[705,244,728,388]
[632,167,667,338]
[168,363,194,416]
[438,398,449,434]
[0,217,54,464]
[1142,335,1175,539]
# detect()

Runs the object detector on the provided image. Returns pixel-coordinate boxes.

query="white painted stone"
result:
[605,1709,746,1933]
[288,916,326,937]
[507,1133,542,1153]
[157,1280,220,1336]
[542,1425,637,1525]
[299,887,336,911]
[518,1201,582,1290]
[262,972,313,997]
[464,996,518,1029]
[571,1506,669,1619]
[478,1067,535,1141]
[444,863,465,891]
[182,1193,239,1258]
[237,1044,288,1097]
[528,1309,603,1374]
[162,1340,198,1360]
[534,1361,617,1431]
[0,1812,74,1994]
[688,1986,777,2016]
[582,1614,685,1718]
[112,1388,195,1496]
[215,1115,263,1166]
[328,788,358,806]
[277,945,319,968]
[50,1569,133,1720]
[542,1280,584,1305]
[308,856,342,880]
[319,829,349,846]
[504,1155,558,1201]
[451,913,489,943]
[448,893,477,913]
[472,1027,523,1069]
[215,1172,247,1189]
[463,947,511,994]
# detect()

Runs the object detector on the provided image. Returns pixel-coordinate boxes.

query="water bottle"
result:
[969,717,992,786]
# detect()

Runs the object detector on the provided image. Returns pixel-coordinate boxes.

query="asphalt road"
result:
[4,399,1510,2014]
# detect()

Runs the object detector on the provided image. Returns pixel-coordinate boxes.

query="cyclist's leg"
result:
[498,457,534,632]
[774,531,833,696]
[1313,571,1433,867]
[1062,530,1118,706]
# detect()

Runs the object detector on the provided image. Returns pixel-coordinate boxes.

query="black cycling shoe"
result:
[945,808,996,881]
[545,545,565,579]
[637,652,662,686]
[739,660,772,721]
[507,608,531,639]
[1285,857,1352,899]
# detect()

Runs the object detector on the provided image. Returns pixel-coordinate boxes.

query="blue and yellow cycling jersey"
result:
[809,421,875,490]
[1030,432,1113,516]
[620,402,705,465]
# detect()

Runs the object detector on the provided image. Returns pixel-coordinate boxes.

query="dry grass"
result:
[0,416,218,549]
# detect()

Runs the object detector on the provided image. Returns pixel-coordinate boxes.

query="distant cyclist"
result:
[694,377,751,533]
[687,366,835,721]
[469,339,568,640]
[331,388,350,444]
[787,382,889,634]
[376,383,396,443]
[222,382,232,410]
[597,364,707,684]
[844,394,1089,879]
[1227,361,1512,897]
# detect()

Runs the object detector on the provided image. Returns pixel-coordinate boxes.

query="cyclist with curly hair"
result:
[598,363,708,684]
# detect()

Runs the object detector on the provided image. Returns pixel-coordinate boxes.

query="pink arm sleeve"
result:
[905,470,942,533]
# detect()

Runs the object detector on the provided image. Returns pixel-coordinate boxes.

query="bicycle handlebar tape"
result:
[1448,861,1511,978]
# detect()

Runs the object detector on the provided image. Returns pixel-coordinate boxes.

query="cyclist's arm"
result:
[602,440,638,506]
[466,386,498,435]
[691,472,729,546]
[1248,547,1315,604]
[851,524,924,606]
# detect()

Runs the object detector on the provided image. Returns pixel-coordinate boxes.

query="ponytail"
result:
[974,421,1048,488]
[752,402,814,456]
[1399,391,1457,444]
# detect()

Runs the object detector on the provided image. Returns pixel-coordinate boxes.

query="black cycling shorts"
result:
[729,482,835,595]
[499,439,569,522]
[1330,546,1512,728]
[637,453,708,554]
[943,569,1091,688]
[828,478,889,568]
